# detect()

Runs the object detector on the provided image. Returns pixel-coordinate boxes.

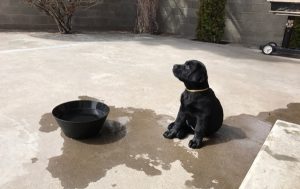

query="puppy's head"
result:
[173,60,209,89]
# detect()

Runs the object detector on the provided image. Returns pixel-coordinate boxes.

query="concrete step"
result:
[240,120,300,189]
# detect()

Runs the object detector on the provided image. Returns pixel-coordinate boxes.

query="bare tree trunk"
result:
[55,15,72,34]
[25,0,100,34]
[135,0,159,34]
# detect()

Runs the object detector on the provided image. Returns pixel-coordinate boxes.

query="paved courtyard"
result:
[0,32,300,189]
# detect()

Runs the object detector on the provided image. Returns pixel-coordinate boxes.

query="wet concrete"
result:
[37,96,300,189]
[257,103,300,125]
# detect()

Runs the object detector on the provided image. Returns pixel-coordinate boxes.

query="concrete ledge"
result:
[240,120,300,189]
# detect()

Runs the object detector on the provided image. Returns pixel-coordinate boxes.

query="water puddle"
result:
[39,97,300,189]
[257,103,300,125]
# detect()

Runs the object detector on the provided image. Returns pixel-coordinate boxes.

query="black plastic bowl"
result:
[52,100,110,139]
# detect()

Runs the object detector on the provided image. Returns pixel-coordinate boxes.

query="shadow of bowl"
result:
[79,120,127,145]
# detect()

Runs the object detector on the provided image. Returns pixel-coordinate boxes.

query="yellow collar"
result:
[185,88,209,93]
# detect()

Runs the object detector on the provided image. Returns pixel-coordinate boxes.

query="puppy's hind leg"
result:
[188,117,208,149]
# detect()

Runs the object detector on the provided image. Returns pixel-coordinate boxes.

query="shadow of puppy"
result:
[163,60,223,149]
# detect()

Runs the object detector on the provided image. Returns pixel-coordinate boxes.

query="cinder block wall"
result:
[158,0,288,45]
[0,0,56,30]
[0,0,136,31]
[158,0,199,38]
[224,0,287,45]
[0,0,289,45]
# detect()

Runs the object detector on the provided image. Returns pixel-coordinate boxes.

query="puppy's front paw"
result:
[188,138,203,149]
[163,129,177,139]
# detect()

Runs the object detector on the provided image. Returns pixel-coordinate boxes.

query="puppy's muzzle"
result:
[173,64,179,70]
[173,64,181,74]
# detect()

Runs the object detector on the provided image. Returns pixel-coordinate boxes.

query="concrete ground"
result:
[240,120,300,189]
[0,31,299,189]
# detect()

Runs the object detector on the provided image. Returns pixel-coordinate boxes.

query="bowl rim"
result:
[52,100,110,124]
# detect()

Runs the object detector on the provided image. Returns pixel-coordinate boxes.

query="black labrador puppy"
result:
[163,60,223,149]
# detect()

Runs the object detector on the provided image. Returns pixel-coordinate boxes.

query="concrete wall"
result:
[0,0,136,31]
[0,0,289,45]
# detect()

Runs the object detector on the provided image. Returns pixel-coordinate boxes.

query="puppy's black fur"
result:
[163,60,223,149]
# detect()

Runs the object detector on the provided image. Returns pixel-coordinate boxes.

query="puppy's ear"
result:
[199,69,208,82]
[196,62,208,83]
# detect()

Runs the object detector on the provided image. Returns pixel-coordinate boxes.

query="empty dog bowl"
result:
[52,100,110,139]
